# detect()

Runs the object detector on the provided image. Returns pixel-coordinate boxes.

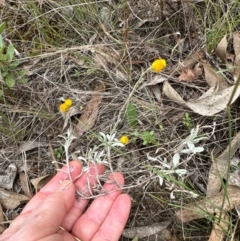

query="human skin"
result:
[0,161,131,241]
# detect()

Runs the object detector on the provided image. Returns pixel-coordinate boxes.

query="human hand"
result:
[0,161,131,241]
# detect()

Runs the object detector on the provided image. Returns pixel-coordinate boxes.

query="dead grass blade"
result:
[175,185,240,223]
[122,220,171,239]
[73,82,105,137]
[0,188,29,210]
[206,132,240,197]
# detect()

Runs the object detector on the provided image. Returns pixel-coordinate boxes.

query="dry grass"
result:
[1,0,240,240]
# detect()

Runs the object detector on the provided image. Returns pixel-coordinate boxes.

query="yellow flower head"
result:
[151,59,167,73]
[119,135,129,145]
[64,98,73,107]
[59,103,70,113]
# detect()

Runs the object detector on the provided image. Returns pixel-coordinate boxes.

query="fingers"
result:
[5,160,83,231]
[72,172,126,241]
[61,163,104,230]
[4,180,76,241]
[92,194,131,241]
[23,160,83,214]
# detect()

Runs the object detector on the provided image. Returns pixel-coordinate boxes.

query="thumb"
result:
[14,180,75,240]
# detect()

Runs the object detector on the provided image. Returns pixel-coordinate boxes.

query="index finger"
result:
[23,160,83,214]
[8,160,83,229]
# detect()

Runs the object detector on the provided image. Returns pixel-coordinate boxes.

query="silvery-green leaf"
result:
[192,136,208,143]
[180,148,192,154]
[170,191,176,199]
[175,169,188,176]
[112,143,124,147]
[158,175,163,186]
[192,146,204,153]
[187,142,195,150]
[172,153,180,167]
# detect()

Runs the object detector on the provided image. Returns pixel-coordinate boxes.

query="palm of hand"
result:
[0,161,131,241]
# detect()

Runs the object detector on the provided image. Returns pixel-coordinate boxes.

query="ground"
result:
[1,0,240,240]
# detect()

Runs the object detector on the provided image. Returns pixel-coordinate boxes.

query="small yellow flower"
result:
[119,135,129,145]
[151,59,167,73]
[64,98,73,107]
[59,103,70,113]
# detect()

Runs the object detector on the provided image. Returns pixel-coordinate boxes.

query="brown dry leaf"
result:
[30,175,52,191]
[215,35,228,63]
[233,31,240,56]
[175,185,240,223]
[93,47,120,69]
[232,32,240,81]
[17,141,49,155]
[203,63,229,91]
[206,132,240,197]
[62,106,84,131]
[234,54,240,81]
[178,64,202,82]
[173,51,204,75]
[142,75,167,88]
[19,172,33,198]
[73,82,105,137]
[163,81,240,116]
[208,212,229,241]
[178,67,196,82]
[150,85,162,102]
[122,220,171,239]
[0,188,29,210]
[0,204,4,234]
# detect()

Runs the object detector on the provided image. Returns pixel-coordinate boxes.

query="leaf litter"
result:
[3,1,240,241]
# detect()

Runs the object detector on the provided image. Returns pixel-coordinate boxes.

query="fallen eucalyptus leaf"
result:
[141,75,167,88]
[122,220,171,239]
[203,63,229,90]
[62,105,84,131]
[73,82,105,137]
[233,31,240,56]
[0,188,29,210]
[206,132,240,197]
[215,35,228,63]
[209,212,229,241]
[17,141,49,155]
[30,175,52,191]
[176,185,240,223]
[163,81,240,116]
